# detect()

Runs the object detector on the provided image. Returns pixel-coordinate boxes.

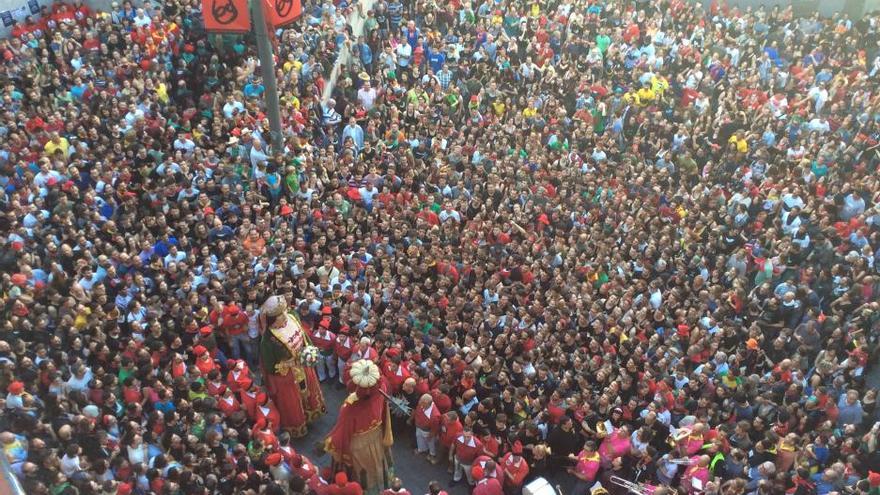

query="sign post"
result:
[251,0,284,152]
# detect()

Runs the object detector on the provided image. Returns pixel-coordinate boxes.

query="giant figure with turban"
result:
[324,358,395,494]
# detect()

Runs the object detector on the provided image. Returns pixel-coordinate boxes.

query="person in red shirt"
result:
[217,386,241,417]
[335,326,354,385]
[290,453,319,480]
[251,418,279,451]
[310,316,337,382]
[218,303,250,362]
[413,393,441,463]
[380,477,411,495]
[500,442,530,494]
[309,467,333,495]
[472,464,504,495]
[206,370,227,397]
[383,352,411,395]
[473,454,499,479]
[226,359,253,393]
[477,427,501,458]
[255,394,282,433]
[239,381,262,420]
[430,385,453,414]
[439,410,463,468]
[450,426,483,486]
[327,472,363,495]
[193,345,216,375]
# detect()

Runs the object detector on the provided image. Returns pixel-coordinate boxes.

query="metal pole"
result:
[251,0,284,152]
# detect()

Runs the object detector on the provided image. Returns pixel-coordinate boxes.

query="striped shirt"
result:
[387,1,403,27]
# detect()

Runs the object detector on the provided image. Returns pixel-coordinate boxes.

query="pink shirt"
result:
[575,451,601,482]
[598,434,631,467]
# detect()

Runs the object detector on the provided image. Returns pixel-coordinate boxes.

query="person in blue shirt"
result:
[402,21,419,49]
[426,45,446,74]
[357,37,373,73]
[243,78,265,99]
[387,0,403,30]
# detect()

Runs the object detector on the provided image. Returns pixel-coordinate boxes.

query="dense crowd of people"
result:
[3,0,880,494]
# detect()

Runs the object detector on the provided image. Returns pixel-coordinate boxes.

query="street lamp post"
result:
[250,0,284,152]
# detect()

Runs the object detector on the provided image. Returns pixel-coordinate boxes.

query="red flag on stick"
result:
[264,0,302,27]
[203,0,251,32]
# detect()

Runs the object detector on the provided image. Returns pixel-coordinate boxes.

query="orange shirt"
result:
[242,236,266,257]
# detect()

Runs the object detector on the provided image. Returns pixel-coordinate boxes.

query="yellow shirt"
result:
[74,307,92,330]
[728,135,748,153]
[283,60,303,73]
[636,87,655,105]
[522,107,537,118]
[156,83,169,104]
[44,138,70,157]
[492,101,506,116]
[651,76,669,96]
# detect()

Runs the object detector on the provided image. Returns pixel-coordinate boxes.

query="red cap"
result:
[265,453,283,466]
[335,472,348,485]
[62,180,75,191]
[7,381,24,394]
[11,273,26,286]
[117,482,133,495]
[203,206,215,215]
[193,345,207,356]
[538,213,550,225]
[280,205,294,216]
[321,306,333,316]
[199,326,213,336]
[471,465,484,481]
[46,177,58,187]
[869,471,880,487]
[313,210,323,220]
[231,128,242,136]
[512,440,523,454]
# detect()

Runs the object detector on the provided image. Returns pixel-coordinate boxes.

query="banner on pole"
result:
[203,0,250,32]
[264,0,301,27]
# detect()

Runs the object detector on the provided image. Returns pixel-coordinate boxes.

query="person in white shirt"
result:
[395,42,412,70]
[60,444,85,476]
[357,79,379,110]
[133,8,151,28]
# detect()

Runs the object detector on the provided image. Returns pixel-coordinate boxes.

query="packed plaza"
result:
[2,0,880,494]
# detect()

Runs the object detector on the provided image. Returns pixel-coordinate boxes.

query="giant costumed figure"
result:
[324,358,396,494]
[259,295,326,437]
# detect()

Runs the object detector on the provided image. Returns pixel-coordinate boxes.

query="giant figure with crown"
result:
[259,295,326,437]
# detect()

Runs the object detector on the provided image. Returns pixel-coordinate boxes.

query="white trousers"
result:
[453,458,473,484]
[416,428,437,456]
